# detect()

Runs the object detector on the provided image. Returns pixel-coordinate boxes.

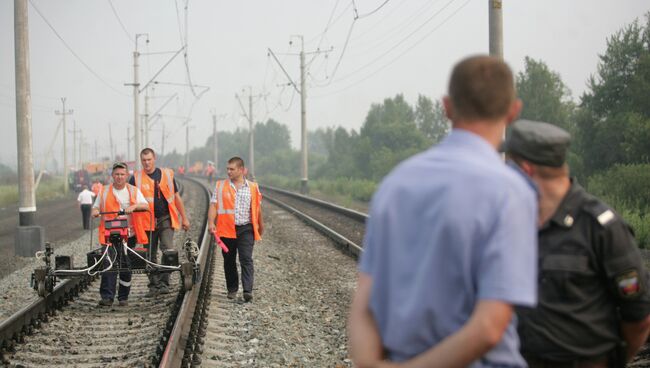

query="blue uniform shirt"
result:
[359,129,538,367]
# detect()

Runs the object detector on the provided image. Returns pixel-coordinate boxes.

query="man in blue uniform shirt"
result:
[348,55,538,367]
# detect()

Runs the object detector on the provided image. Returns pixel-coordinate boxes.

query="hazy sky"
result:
[1,0,648,171]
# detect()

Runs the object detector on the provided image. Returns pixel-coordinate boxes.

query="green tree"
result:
[577,14,650,175]
[516,57,575,133]
[415,95,449,144]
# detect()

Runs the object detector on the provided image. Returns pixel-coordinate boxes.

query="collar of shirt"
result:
[442,128,503,165]
[545,179,584,229]
[229,179,249,190]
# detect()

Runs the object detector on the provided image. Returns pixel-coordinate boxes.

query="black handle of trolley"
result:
[96,208,150,216]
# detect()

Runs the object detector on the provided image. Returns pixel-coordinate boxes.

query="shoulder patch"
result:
[597,210,615,226]
[616,270,641,299]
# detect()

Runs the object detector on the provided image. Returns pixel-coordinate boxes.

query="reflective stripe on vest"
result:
[135,169,175,204]
[216,180,235,215]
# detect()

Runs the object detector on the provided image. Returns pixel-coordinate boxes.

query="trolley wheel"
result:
[183,275,193,291]
[37,281,46,297]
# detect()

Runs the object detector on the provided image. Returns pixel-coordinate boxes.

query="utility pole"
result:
[248,87,254,179]
[70,120,80,169]
[185,123,191,172]
[127,34,147,170]
[78,130,83,168]
[212,113,218,175]
[299,36,308,194]
[14,0,43,256]
[236,89,264,180]
[268,35,326,193]
[109,124,115,160]
[94,140,98,161]
[489,0,503,58]
[161,123,165,158]
[144,88,149,149]
[55,98,72,194]
[126,126,130,162]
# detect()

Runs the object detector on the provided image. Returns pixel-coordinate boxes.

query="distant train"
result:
[68,169,90,192]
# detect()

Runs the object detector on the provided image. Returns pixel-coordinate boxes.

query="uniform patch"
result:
[616,270,640,298]
[597,210,615,225]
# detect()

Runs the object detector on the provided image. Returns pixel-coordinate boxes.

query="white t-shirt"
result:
[77,189,95,205]
[93,185,148,237]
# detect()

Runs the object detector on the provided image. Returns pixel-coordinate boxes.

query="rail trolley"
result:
[31,209,200,297]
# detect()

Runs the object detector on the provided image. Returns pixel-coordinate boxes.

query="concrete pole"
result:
[79,130,83,169]
[185,124,190,171]
[14,0,44,257]
[14,0,36,226]
[248,87,255,179]
[489,0,503,58]
[133,50,140,170]
[161,123,165,158]
[56,98,71,194]
[144,89,149,149]
[212,114,218,175]
[299,36,308,194]
[127,126,131,162]
[94,140,97,161]
[72,120,77,169]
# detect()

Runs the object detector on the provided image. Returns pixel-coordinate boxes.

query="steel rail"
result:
[0,179,190,364]
[260,184,368,223]
[159,175,213,367]
[263,191,364,257]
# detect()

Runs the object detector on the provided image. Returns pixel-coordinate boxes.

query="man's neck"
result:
[231,176,244,185]
[537,176,571,226]
[453,119,506,150]
[113,183,126,190]
[145,167,156,175]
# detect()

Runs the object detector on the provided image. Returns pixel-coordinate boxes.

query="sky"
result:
[1,0,648,171]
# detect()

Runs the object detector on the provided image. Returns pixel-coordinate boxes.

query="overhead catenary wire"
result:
[322,0,460,86]
[353,0,392,19]
[107,0,134,43]
[28,0,129,98]
[314,0,471,98]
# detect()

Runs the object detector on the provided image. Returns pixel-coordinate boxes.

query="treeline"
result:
[163,13,650,246]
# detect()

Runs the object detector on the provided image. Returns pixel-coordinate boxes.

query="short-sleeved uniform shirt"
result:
[517,181,650,361]
[128,168,179,219]
[359,129,538,367]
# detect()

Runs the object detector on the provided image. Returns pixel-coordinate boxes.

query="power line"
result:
[314,0,471,98]
[107,0,134,43]
[28,0,129,98]
[353,0,392,19]
[325,0,459,86]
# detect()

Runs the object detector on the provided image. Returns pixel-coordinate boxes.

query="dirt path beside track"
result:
[0,195,84,280]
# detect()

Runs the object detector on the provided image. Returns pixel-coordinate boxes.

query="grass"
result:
[0,177,68,207]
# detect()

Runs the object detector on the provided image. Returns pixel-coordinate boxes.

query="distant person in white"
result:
[77,185,95,230]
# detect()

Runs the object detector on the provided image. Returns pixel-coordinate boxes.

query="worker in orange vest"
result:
[91,178,103,197]
[92,161,149,307]
[207,156,264,302]
[131,148,190,296]
[178,165,185,176]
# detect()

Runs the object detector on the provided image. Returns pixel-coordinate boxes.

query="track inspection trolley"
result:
[31,209,200,297]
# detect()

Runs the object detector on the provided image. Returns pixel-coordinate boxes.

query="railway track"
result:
[259,185,366,257]
[0,177,212,367]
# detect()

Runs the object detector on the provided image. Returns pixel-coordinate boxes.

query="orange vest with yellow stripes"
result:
[134,168,180,230]
[214,179,262,241]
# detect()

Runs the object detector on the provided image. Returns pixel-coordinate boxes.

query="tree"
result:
[576,13,650,175]
[516,57,575,133]
[415,95,449,144]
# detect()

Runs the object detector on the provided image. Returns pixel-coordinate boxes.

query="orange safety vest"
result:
[134,168,180,230]
[91,182,103,197]
[214,179,262,240]
[97,184,149,245]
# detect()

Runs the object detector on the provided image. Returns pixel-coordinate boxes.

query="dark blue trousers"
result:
[100,237,135,301]
[222,224,255,293]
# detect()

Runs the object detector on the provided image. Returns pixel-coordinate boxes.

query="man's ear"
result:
[505,99,523,126]
[519,160,535,177]
[442,96,454,121]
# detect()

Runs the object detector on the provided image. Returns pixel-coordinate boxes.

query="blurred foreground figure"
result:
[505,120,650,368]
[348,55,538,368]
